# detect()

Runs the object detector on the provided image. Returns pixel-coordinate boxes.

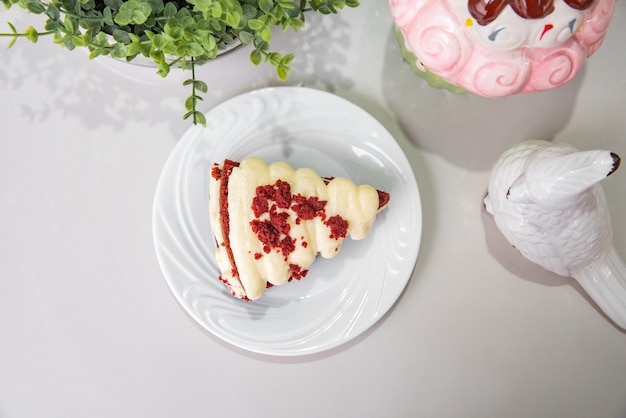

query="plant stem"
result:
[0,31,55,37]
[191,57,198,125]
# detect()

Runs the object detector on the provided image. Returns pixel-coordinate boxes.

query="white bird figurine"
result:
[484,139,626,329]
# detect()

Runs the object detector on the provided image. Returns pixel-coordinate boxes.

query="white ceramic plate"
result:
[152,87,422,356]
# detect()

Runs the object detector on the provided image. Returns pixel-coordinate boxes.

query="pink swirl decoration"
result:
[412,26,467,77]
[471,55,531,97]
[575,0,615,56]
[403,0,472,78]
[391,0,616,97]
[527,41,584,92]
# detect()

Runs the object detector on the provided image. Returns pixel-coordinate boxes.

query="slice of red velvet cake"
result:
[208,157,390,301]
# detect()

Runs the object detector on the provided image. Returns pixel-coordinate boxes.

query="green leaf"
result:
[71,35,85,46]
[267,51,280,65]
[43,19,62,32]
[194,80,207,93]
[26,0,45,14]
[156,60,170,76]
[194,112,206,126]
[139,40,151,56]
[24,26,39,43]
[176,41,204,57]
[145,0,163,14]
[163,1,176,17]
[64,17,75,33]
[88,48,102,59]
[224,9,241,28]
[288,17,304,30]
[110,42,128,57]
[200,33,217,53]
[7,36,17,49]
[184,110,206,126]
[175,6,191,19]
[184,94,203,111]
[259,26,271,42]
[249,48,262,65]
[64,38,76,50]
[210,2,222,18]
[133,3,152,24]
[114,0,152,25]
[184,96,193,111]
[60,0,77,11]
[103,0,121,10]
[237,30,253,44]
[241,3,258,19]
[112,28,131,43]
[150,33,167,49]
[127,37,141,55]
[276,65,288,80]
[7,22,17,34]
[113,10,133,26]
[103,6,114,25]
[281,52,294,65]
[94,31,110,46]
[46,4,60,20]
[258,0,273,13]
[164,19,183,39]
[247,18,263,31]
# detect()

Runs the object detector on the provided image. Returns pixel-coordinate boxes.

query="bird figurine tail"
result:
[573,246,626,329]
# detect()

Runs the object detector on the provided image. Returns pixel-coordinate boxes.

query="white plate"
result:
[152,86,422,356]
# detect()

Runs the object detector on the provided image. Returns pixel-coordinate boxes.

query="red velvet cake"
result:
[208,157,390,300]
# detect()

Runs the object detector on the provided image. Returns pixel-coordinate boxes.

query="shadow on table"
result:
[480,200,626,333]
[0,41,191,135]
[0,10,357,138]
[380,26,585,171]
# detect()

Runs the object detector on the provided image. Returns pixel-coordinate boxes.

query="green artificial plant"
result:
[0,0,359,125]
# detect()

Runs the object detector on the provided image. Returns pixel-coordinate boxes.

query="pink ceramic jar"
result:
[389,0,616,97]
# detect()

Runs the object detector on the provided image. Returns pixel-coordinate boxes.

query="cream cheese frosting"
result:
[208,157,390,301]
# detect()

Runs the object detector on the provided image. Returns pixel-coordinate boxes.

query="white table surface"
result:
[2,1,626,417]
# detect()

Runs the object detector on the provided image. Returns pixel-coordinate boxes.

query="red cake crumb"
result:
[279,236,296,257]
[211,164,221,180]
[251,195,269,218]
[325,215,349,239]
[252,180,292,217]
[289,264,308,281]
[292,195,327,220]
[250,207,296,257]
[273,180,292,209]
